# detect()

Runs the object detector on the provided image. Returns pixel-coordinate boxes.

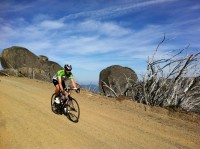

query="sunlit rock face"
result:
[0,46,62,81]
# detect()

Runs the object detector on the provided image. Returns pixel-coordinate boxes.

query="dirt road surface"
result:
[0,77,200,149]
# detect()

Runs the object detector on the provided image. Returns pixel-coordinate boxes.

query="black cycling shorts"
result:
[52,79,66,88]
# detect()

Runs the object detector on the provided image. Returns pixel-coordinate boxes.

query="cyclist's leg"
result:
[53,79,60,96]
[62,80,66,89]
[62,81,68,97]
[51,80,60,112]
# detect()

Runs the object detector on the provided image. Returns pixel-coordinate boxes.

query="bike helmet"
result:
[64,64,72,71]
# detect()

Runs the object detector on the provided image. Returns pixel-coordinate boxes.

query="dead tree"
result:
[137,35,200,112]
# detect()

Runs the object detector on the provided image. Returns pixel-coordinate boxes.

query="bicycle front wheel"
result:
[64,98,80,123]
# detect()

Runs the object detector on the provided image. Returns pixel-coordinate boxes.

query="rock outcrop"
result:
[99,65,138,98]
[0,46,62,81]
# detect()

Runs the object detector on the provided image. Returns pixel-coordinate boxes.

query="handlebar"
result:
[64,87,80,93]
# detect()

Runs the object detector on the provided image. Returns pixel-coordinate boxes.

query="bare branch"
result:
[101,80,118,97]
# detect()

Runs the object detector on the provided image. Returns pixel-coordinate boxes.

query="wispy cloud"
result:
[64,0,178,20]
[39,20,65,29]
[1,16,198,61]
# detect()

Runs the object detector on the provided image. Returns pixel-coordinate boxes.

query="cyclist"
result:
[52,64,79,103]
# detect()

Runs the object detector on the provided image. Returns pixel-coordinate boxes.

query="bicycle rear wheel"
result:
[64,97,80,123]
[51,93,59,114]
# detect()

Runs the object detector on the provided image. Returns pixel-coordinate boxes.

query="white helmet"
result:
[64,64,72,71]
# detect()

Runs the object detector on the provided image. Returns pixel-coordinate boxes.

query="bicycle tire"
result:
[51,93,59,114]
[64,97,80,123]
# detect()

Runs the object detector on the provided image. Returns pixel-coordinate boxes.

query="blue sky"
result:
[0,0,200,84]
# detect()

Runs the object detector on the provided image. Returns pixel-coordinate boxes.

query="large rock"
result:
[99,65,138,98]
[0,46,62,81]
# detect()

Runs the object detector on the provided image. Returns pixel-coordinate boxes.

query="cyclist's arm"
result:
[71,79,77,89]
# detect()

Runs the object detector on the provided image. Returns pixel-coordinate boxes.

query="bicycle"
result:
[51,88,80,123]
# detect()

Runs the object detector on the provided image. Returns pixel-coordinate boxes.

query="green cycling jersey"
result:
[53,69,73,81]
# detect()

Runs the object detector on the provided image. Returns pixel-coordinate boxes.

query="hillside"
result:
[0,77,200,149]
